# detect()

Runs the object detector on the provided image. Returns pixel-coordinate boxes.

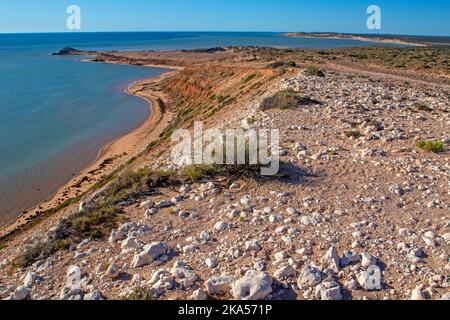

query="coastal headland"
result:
[0,43,448,301]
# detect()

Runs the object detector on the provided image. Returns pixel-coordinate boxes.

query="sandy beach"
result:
[0,67,179,239]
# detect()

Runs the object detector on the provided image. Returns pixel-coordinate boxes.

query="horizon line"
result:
[0,30,449,38]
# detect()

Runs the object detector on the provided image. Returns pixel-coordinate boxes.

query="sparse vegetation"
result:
[182,162,276,182]
[224,163,273,181]
[413,103,433,112]
[304,66,325,77]
[267,61,297,68]
[335,46,450,74]
[182,164,221,182]
[14,203,124,269]
[13,167,182,268]
[242,73,259,83]
[55,206,123,242]
[260,90,322,111]
[232,46,450,76]
[122,287,154,300]
[181,137,285,183]
[345,131,363,139]
[13,242,48,269]
[217,96,236,107]
[416,140,445,153]
[105,168,179,204]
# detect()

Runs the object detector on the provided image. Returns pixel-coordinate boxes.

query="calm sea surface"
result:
[0,32,404,225]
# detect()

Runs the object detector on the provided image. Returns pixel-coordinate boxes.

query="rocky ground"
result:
[0,47,449,301]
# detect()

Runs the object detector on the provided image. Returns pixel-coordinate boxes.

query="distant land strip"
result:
[284,32,450,47]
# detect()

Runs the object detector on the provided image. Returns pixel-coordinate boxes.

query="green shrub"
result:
[105,168,179,204]
[416,140,445,153]
[223,163,270,181]
[123,287,153,300]
[267,61,297,68]
[182,165,221,181]
[182,141,283,182]
[304,66,325,77]
[56,206,123,241]
[260,90,321,111]
[14,204,123,269]
[13,243,47,269]
[345,131,363,139]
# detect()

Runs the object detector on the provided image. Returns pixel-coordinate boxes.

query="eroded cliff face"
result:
[161,65,281,125]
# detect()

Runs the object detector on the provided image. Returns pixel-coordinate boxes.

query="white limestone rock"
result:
[105,263,120,279]
[231,271,273,300]
[108,229,126,243]
[357,266,382,291]
[170,261,198,288]
[131,242,168,268]
[214,221,229,232]
[298,266,323,289]
[192,288,208,300]
[23,271,42,288]
[411,288,426,300]
[140,200,155,209]
[205,275,234,296]
[361,253,378,268]
[121,236,138,254]
[10,286,30,300]
[315,278,342,300]
[322,246,340,271]
[274,265,295,280]
[245,240,262,252]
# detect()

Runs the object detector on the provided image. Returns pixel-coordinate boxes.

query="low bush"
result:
[14,204,123,269]
[416,140,445,153]
[267,61,297,68]
[122,287,154,300]
[105,168,179,203]
[182,165,221,181]
[13,243,47,269]
[260,90,322,111]
[304,66,325,77]
[345,131,363,139]
[54,206,123,242]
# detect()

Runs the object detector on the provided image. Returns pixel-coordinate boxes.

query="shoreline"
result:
[284,32,427,47]
[0,66,179,239]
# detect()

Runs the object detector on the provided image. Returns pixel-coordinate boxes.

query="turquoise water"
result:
[0,32,404,225]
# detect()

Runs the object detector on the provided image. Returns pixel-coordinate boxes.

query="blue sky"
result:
[0,0,449,35]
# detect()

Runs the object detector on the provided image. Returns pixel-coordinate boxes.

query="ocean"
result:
[0,31,404,226]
